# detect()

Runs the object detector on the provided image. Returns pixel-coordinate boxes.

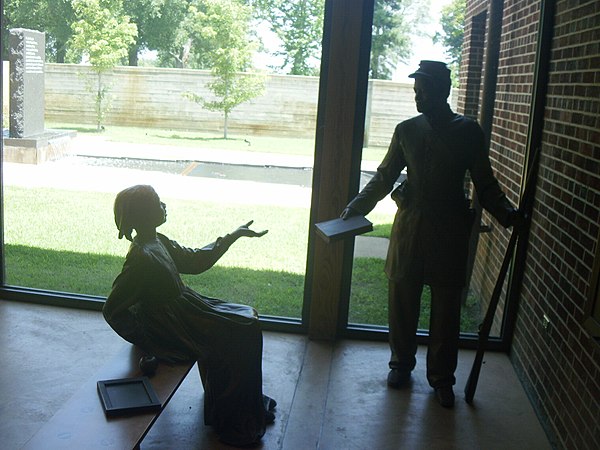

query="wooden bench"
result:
[22,345,195,450]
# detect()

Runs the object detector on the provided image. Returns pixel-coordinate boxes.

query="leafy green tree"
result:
[68,0,137,130]
[122,0,163,66]
[253,0,324,76]
[253,0,427,79]
[3,0,76,62]
[145,0,194,67]
[123,0,194,67]
[183,0,264,138]
[433,0,465,86]
[370,0,429,80]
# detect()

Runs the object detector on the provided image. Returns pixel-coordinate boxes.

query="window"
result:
[1,3,324,329]
[346,1,489,339]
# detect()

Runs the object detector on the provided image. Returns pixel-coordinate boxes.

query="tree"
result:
[123,0,193,67]
[122,0,164,66]
[370,0,429,80]
[183,0,264,138]
[68,0,138,130]
[253,0,324,76]
[433,0,465,86]
[144,0,194,68]
[3,0,76,62]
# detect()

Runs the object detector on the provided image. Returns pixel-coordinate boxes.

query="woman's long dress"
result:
[103,233,269,446]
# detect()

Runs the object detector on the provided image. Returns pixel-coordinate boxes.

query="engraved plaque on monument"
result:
[9,28,45,138]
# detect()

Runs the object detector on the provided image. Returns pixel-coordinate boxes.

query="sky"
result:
[253,0,452,81]
[393,0,452,81]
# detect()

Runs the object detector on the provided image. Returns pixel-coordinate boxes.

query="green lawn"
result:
[349,257,481,332]
[4,185,309,314]
[47,122,389,162]
[5,123,481,331]
[3,185,391,321]
[4,185,480,331]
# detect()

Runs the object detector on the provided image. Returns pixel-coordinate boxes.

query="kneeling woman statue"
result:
[103,184,275,447]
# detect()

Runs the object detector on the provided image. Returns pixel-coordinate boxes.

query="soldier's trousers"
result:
[388,277,462,388]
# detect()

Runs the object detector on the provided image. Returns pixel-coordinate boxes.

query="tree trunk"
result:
[96,73,102,131]
[128,45,139,66]
[55,41,66,63]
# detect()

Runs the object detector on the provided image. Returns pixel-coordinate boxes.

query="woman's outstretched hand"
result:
[234,220,268,238]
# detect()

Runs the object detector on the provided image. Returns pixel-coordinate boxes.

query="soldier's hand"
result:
[340,207,360,220]
[509,209,527,234]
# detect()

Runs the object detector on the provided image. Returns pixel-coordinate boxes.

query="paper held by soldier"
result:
[315,216,373,243]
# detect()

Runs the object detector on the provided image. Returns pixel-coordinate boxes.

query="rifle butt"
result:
[464,351,484,403]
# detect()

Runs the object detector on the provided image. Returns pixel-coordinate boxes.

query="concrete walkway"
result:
[354,235,389,259]
[71,134,381,172]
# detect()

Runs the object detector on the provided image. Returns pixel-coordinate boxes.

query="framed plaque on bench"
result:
[97,377,161,416]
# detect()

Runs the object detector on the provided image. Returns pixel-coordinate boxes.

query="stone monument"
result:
[9,28,45,137]
[3,28,75,164]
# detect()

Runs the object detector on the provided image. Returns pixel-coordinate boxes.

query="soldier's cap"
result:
[408,60,451,84]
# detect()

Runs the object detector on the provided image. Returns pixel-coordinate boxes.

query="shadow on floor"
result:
[0,300,550,450]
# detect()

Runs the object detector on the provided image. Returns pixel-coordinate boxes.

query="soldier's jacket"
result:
[348,110,515,287]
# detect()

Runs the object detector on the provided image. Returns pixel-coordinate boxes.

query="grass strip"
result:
[47,122,388,162]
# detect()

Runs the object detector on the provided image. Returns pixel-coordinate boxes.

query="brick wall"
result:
[459,8,486,119]
[462,1,600,449]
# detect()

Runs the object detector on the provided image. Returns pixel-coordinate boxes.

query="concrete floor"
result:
[1,300,551,450]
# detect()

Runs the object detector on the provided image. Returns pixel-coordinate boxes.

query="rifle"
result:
[464,147,540,404]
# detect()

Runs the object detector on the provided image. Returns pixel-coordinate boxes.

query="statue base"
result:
[3,129,77,164]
